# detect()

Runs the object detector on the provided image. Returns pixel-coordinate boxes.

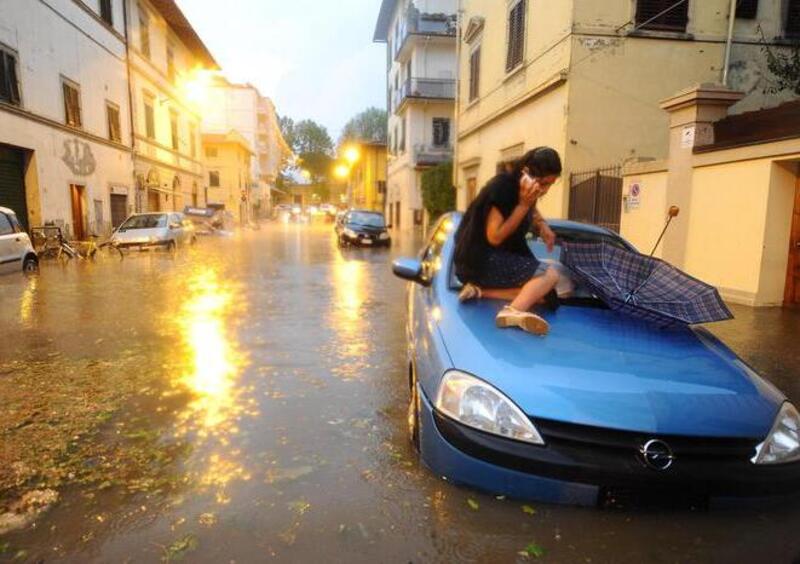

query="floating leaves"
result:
[162,534,198,562]
[518,541,546,559]
[467,498,480,511]
[522,504,536,516]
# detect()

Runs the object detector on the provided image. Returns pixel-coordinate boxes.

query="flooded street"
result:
[2,223,800,563]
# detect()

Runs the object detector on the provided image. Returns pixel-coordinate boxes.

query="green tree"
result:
[339,107,388,145]
[277,117,334,184]
[760,33,800,95]
[421,162,455,221]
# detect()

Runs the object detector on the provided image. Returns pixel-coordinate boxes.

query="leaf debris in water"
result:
[467,498,479,511]
[518,541,546,559]
[522,504,536,515]
[162,534,198,562]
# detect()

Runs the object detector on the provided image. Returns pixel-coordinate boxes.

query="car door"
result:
[170,213,185,244]
[410,218,451,394]
[0,212,21,274]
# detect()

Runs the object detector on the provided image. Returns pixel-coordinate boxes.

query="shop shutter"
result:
[736,0,758,19]
[110,194,128,227]
[788,0,800,36]
[635,0,690,31]
[0,147,29,231]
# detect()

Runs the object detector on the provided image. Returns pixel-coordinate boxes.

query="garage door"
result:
[110,193,128,227]
[0,146,28,231]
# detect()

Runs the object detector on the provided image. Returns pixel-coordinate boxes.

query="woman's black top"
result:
[454,172,535,283]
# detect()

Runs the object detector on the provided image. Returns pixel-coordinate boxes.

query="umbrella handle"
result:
[650,206,680,258]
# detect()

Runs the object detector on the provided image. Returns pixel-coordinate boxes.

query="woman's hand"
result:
[520,174,547,207]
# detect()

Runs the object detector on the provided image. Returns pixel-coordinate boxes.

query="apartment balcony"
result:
[394,78,455,113]
[394,11,456,63]
[413,143,453,168]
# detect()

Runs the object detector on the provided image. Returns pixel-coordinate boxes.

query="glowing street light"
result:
[344,146,360,165]
[300,169,312,181]
[334,164,350,180]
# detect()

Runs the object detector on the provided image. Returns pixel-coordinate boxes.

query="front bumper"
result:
[342,233,391,247]
[418,387,800,506]
[114,239,172,250]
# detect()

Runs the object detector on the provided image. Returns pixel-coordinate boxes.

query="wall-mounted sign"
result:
[627,182,641,210]
[110,185,128,195]
[61,139,96,176]
[680,125,696,149]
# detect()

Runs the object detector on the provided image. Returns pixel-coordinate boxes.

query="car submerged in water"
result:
[336,209,391,248]
[111,212,197,250]
[392,213,800,507]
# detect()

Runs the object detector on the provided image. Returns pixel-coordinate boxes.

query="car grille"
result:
[533,417,759,460]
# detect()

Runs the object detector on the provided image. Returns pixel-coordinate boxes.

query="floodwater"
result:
[1,222,800,563]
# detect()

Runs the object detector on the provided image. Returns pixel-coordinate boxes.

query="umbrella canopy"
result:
[561,241,733,326]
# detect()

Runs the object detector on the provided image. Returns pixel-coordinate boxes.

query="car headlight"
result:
[344,228,357,238]
[752,402,800,465]
[379,232,389,240]
[149,236,159,243]
[435,370,544,445]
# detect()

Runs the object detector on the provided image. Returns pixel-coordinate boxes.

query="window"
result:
[99,0,113,26]
[736,0,758,19]
[635,0,690,32]
[143,93,155,139]
[209,171,220,187]
[0,213,13,236]
[787,0,800,37]
[506,0,526,72]
[106,101,121,142]
[469,47,481,102]
[189,123,197,158]
[206,146,218,158]
[167,43,176,83]
[0,47,21,106]
[377,181,386,195]
[139,6,150,58]
[399,119,406,153]
[170,110,179,150]
[62,79,82,128]
[432,118,450,147]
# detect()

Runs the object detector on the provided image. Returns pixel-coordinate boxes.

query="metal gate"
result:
[568,165,623,233]
[0,145,28,231]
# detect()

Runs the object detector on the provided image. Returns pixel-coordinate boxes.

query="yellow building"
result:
[201,131,253,224]
[348,142,388,212]
[455,0,797,221]
[127,0,217,214]
[621,84,800,308]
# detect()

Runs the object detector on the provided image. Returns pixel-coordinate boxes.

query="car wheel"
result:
[167,240,177,252]
[22,256,39,273]
[408,366,420,452]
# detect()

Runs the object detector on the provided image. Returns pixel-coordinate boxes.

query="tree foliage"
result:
[421,162,456,221]
[339,107,388,145]
[277,116,334,183]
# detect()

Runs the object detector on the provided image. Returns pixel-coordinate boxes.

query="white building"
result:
[126,0,217,215]
[374,0,458,230]
[202,77,291,217]
[0,0,133,236]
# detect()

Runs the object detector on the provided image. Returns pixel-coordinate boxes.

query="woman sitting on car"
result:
[454,147,561,336]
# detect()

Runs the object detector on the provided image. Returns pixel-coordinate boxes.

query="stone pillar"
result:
[659,84,744,267]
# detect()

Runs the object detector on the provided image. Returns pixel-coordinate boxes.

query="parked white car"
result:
[0,206,37,274]
[110,212,197,250]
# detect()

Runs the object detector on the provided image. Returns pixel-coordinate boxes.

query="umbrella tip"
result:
[668,206,680,218]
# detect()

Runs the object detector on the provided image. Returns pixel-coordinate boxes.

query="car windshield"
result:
[120,214,167,230]
[348,212,385,228]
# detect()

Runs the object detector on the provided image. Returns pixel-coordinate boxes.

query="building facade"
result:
[202,77,292,218]
[374,0,458,230]
[0,0,133,236]
[454,0,799,222]
[201,130,253,224]
[126,0,217,216]
[349,142,388,212]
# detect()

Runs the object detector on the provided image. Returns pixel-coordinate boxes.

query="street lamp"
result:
[334,164,350,180]
[344,146,360,165]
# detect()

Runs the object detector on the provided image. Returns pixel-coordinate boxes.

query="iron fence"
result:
[568,165,623,233]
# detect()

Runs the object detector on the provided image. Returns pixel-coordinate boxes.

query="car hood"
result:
[436,295,783,439]
[113,227,168,241]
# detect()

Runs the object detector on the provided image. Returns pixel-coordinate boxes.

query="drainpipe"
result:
[453,0,463,210]
[122,0,139,211]
[722,0,737,86]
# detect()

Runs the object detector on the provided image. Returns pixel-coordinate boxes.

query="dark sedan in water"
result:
[336,210,391,248]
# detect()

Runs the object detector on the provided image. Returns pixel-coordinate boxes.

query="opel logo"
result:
[639,439,675,470]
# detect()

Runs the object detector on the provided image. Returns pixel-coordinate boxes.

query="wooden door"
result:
[70,184,85,240]
[466,177,477,205]
[785,173,800,306]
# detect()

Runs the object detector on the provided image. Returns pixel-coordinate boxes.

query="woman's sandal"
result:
[496,306,549,336]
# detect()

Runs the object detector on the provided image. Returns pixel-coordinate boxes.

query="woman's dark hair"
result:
[511,147,562,179]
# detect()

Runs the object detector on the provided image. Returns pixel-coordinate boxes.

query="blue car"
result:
[392,213,800,506]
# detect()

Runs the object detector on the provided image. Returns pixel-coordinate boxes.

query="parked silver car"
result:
[0,206,37,274]
[110,212,197,250]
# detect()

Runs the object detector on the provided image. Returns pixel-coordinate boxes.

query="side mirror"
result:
[392,258,429,286]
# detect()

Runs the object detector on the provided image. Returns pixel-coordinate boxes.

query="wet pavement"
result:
[1,222,800,563]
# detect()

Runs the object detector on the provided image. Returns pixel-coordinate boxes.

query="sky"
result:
[177,0,387,141]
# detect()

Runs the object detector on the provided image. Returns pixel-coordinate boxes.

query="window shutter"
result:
[0,53,9,102]
[469,48,480,101]
[635,0,689,31]
[8,54,19,104]
[787,0,800,36]
[506,1,526,72]
[100,0,113,25]
[736,0,758,19]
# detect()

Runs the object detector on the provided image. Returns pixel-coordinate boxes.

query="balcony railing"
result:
[413,143,453,167]
[393,10,457,61]
[399,78,455,107]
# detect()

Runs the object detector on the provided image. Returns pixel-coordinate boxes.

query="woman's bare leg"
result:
[509,267,559,312]
[480,287,521,301]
